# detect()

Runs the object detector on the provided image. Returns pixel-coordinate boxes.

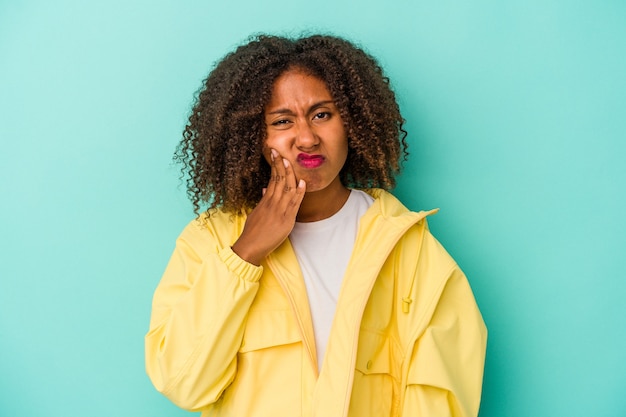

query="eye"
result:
[313,111,331,120]
[271,119,291,126]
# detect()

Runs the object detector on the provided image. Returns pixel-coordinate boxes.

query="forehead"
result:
[266,69,333,108]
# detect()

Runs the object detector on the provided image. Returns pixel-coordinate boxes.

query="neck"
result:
[296,182,350,223]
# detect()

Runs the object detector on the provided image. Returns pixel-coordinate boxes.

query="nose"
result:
[295,121,319,151]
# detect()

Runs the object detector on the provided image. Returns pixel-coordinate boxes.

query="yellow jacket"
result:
[145,189,487,417]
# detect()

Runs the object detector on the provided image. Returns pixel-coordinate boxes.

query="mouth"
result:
[297,154,325,169]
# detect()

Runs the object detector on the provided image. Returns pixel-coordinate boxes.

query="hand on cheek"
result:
[231,149,306,265]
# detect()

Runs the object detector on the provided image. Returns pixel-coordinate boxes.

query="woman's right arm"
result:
[145,227,263,411]
[145,150,304,411]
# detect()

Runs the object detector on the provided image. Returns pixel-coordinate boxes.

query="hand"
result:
[231,149,306,266]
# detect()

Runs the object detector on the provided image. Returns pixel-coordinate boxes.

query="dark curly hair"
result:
[175,34,408,215]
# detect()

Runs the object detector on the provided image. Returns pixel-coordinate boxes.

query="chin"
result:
[304,183,332,194]
[302,182,323,193]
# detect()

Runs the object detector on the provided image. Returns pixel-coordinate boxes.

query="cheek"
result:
[338,137,349,161]
[262,130,280,163]
[263,132,291,158]
[265,131,283,146]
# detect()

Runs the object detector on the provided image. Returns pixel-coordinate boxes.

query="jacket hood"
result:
[361,188,439,232]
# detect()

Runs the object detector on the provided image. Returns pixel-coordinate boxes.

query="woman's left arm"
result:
[401,268,487,417]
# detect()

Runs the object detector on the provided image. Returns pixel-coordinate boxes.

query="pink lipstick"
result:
[297,153,325,169]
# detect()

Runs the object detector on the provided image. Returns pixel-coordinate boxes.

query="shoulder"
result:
[360,188,439,229]
[356,188,453,279]
[177,209,247,252]
[364,189,457,289]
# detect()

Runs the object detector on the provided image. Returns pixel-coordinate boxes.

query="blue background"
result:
[1,1,625,416]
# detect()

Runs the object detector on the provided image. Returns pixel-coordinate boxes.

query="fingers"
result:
[266,149,297,198]
[281,158,297,193]
[273,149,288,188]
[291,178,306,207]
[264,149,279,196]
[261,149,306,217]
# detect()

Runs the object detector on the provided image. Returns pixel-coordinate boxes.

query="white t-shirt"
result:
[289,189,374,370]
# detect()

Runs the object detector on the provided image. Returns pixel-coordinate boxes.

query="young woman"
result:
[145,34,487,417]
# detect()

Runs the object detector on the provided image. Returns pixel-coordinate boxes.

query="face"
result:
[264,69,348,194]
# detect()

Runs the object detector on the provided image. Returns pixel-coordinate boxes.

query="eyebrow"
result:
[267,100,335,115]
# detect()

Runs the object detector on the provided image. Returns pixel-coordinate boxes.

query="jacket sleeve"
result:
[401,266,487,417]
[145,220,262,411]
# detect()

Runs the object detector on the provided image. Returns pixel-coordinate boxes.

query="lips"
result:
[297,154,325,169]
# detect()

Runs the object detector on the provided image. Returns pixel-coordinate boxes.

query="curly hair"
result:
[175,34,408,215]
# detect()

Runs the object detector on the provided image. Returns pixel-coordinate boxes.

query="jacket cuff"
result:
[218,246,263,283]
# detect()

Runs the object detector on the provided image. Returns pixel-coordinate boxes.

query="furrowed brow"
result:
[267,108,295,115]
[267,100,335,115]
[309,100,335,112]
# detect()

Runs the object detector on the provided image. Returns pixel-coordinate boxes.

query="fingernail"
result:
[271,149,278,160]
[283,159,289,168]
[298,179,305,188]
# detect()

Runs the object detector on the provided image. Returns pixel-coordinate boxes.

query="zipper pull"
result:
[402,297,412,313]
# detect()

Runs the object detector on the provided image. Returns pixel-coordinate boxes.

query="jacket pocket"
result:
[239,309,301,352]
[218,310,302,416]
[349,330,400,417]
